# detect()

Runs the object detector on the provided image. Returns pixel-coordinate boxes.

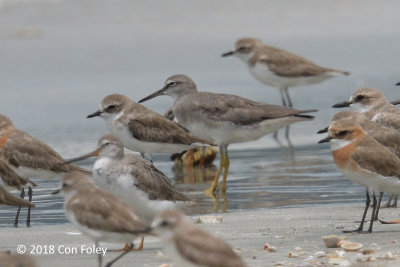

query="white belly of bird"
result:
[93,158,175,223]
[108,121,193,154]
[341,169,400,194]
[66,211,138,243]
[250,63,333,88]
[185,119,300,145]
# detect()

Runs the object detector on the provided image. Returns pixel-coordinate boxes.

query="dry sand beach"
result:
[1,204,400,267]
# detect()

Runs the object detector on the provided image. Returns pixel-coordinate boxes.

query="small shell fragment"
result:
[341,242,363,252]
[322,235,347,248]
[194,215,223,224]
[315,251,326,258]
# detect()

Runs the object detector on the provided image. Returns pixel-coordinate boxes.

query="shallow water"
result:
[0,0,400,227]
[0,144,368,227]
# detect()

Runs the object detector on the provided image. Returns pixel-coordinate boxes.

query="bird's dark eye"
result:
[160,220,169,227]
[237,46,249,52]
[168,81,176,87]
[62,183,68,188]
[338,130,348,136]
[356,95,365,101]
[106,105,116,111]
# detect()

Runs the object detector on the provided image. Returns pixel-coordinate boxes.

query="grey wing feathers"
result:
[127,155,191,201]
[194,92,315,125]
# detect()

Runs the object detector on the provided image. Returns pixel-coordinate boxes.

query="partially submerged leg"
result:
[14,188,25,227]
[26,187,33,227]
[220,145,230,193]
[205,145,224,197]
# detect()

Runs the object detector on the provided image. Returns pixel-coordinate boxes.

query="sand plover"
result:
[142,209,247,267]
[0,114,90,227]
[332,88,400,207]
[222,37,349,108]
[54,171,147,267]
[139,74,316,195]
[332,87,400,131]
[87,94,214,159]
[319,110,400,211]
[319,120,400,233]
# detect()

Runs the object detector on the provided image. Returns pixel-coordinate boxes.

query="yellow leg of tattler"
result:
[204,148,224,197]
[220,150,230,193]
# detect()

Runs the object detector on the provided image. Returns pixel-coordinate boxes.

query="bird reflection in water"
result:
[171,146,228,211]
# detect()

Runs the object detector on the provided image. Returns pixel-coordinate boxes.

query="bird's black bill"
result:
[395,82,400,86]
[221,50,235,57]
[332,101,351,108]
[391,99,400,105]
[52,189,60,195]
[318,136,332,144]
[87,110,102,118]
[317,126,329,134]
[138,88,166,103]
[62,150,100,165]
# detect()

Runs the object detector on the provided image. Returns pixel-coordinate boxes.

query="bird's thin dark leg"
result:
[14,188,25,227]
[344,189,370,233]
[373,192,383,221]
[105,243,133,267]
[367,193,378,233]
[284,88,293,108]
[26,187,33,227]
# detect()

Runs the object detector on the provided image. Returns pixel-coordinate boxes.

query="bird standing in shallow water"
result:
[139,74,316,196]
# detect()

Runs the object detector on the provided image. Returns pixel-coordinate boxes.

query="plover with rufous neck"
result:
[319,120,400,233]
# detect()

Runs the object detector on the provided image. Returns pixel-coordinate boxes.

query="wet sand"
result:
[1,204,400,267]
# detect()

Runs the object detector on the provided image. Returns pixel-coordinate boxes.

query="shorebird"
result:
[0,185,35,208]
[87,94,214,157]
[318,110,400,212]
[0,114,91,227]
[332,88,400,207]
[318,120,400,233]
[64,134,191,224]
[54,171,147,267]
[222,37,349,108]
[332,87,400,131]
[142,209,247,267]
[138,74,316,195]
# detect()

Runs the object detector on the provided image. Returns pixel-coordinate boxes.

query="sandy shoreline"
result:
[1,204,400,267]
